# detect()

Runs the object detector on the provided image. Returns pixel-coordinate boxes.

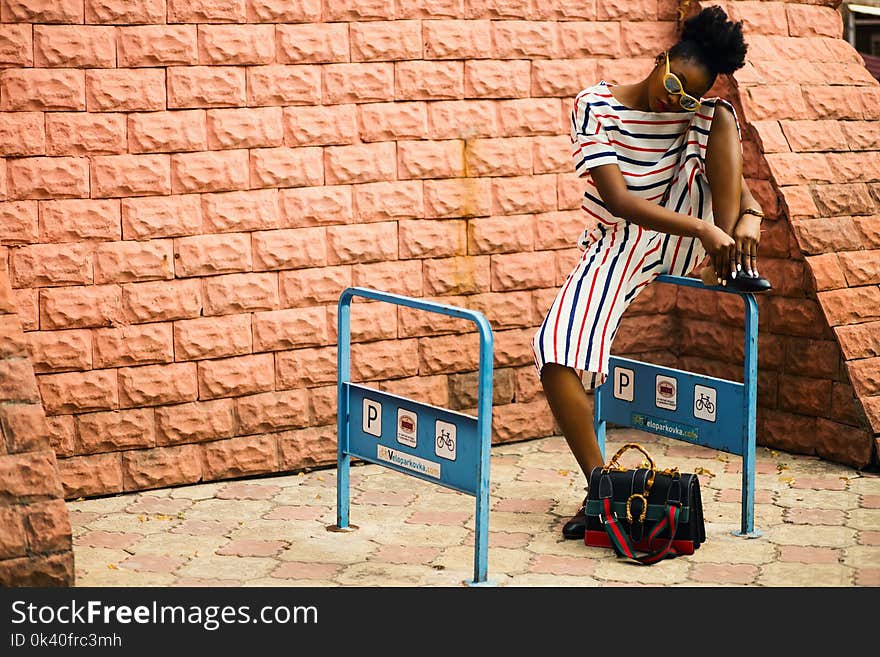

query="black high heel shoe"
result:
[561,497,589,540]
[721,270,772,293]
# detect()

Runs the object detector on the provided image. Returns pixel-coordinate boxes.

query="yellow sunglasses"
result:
[662,52,701,112]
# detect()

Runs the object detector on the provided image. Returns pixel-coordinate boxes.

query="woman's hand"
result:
[698,223,736,284]
[733,212,762,277]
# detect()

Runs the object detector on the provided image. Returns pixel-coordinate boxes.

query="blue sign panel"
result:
[598,355,745,455]
[346,383,480,496]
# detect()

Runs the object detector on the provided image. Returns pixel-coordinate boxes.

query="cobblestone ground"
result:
[69,429,880,587]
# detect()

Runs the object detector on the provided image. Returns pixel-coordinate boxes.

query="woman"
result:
[531,5,771,540]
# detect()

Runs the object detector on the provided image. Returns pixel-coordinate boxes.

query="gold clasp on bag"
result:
[625,493,648,524]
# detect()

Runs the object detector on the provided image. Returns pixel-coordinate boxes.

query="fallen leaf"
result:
[557,469,570,476]
[107,564,118,570]
[779,477,796,486]
[777,463,788,472]
[693,467,714,477]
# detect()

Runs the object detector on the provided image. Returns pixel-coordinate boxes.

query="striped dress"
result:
[531,80,741,389]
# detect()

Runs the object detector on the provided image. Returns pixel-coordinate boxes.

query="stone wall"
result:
[0,0,876,503]
[0,252,73,585]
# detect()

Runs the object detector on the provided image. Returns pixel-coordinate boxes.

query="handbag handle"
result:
[604,442,655,473]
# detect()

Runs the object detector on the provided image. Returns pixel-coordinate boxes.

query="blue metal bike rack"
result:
[333,287,496,585]
[594,274,762,538]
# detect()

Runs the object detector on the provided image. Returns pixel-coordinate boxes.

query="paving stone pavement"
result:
[69,429,880,587]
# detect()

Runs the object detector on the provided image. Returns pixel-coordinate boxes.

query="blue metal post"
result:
[334,288,354,532]
[472,317,494,586]
[734,294,762,538]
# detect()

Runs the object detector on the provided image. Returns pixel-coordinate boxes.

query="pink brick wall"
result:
[1,0,876,500]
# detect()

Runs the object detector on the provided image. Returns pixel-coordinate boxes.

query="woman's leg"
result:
[540,363,605,479]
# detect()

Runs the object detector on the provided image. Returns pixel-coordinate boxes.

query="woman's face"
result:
[649,53,714,113]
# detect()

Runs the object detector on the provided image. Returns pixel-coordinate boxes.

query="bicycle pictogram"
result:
[436,428,455,452]
[695,392,715,414]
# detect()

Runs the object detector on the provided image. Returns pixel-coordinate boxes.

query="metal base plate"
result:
[463,579,496,587]
[731,529,763,539]
[326,524,360,533]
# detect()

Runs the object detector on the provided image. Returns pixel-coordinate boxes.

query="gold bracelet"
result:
[740,207,764,219]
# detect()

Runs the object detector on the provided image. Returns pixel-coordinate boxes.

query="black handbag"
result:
[584,443,706,564]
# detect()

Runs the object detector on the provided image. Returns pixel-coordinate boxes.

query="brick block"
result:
[817,287,880,326]
[558,22,620,57]
[174,314,251,361]
[469,290,536,330]
[830,382,864,427]
[118,362,198,408]
[379,374,449,407]
[167,0,246,22]
[532,211,584,250]
[396,60,464,100]
[848,357,880,397]
[324,0,393,21]
[279,185,353,228]
[493,174,557,215]
[326,222,398,265]
[277,425,336,472]
[400,219,467,259]
[46,113,126,156]
[58,452,122,498]
[250,146,324,189]
[93,322,174,368]
[424,178,491,218]
[277,22,348,64]
[813,418,872,468]
[490,252,556,292]
[325,142,396,185]
[0,315,30,360]
[118,25,196,66]
[398,139,465,180]
[341,287,398,340]
[11,243,93,287]
[0,24,32,68]
[23,499,71,553]
[203,272,278,315]
[0,110,42,153]
[252,306,327,351]
[839,250,880,286]
[167,66,245,109]
[276,346,337,389]
[155,399,235,445]
[353,181,422,222]
[791,217,862,256]
[201,434,276,481]
[174,233,251,278]
[0,361,38,406]
[842,121,880,151]
[308,384,335,425]
[531,59,598,98]
[207,107,284,149]
[423,19,490,59]
[322,63,394,104]
[492,20,560,59]
[835,322,880,360]
[34,25,115,67]
[91,154,171,198]
[0,201,38,244]
[427,100,497,139]
[284,105,357,146]
[202,189,279,233]
[121,195,200,240]
[419,333,481,375]
[11,289,38,330]
[350,338,420,381]
[0,402,50,453]
[26,328,92,373]
[853,215,880,250]
[352,260,423,298]
[122,443,202,490]
[778,185,819,219]
[396,0,460,19]
[85,68,164,112]
[45,414,74,457]
[95,239,173,284]
[534,135,573,174]
[40,285,122,330]
[198,353,275,399]
[38,369,117,414]
[236,389,310,434]
[813,184,875,217]
[1,69,84,111]
[171,149,249,194]
[423,256,490,295]
[86,0,165,24]
[493,400,556,442]
[76,408,154,454]
[247,64,321,106]
[8,156,88,200]
[279,265,351,307]
[0,506,25,559]
[465,137,533,177]
[351,20,421,61]
[129,110,206,154]
[786,4,843,38]
[198,24,274,65]
[0,451,63,499]
[122,279,201,323]
[464,60,530,98]
[778,374,832,416]
[767,296,830,339]
[801,85,864,121]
